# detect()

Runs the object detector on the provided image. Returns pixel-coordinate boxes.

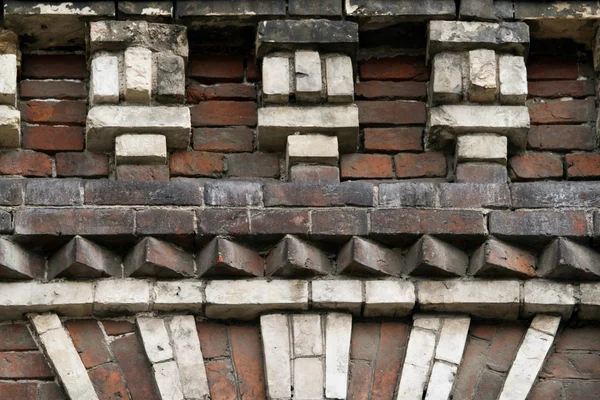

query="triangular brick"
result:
[0,238,44,280]
[266,235,331,277]
[124,237,193,278]
[538,237,600,279]
[469,237,535,278]
[48,236,121,280]
[404,235,468,277]
[337,237,402,276]
[197,236,264,277]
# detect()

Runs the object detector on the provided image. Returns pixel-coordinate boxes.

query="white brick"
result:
[125,46,152,103]
[152,281,204,313]
[424,362,457,400]
[579,283,600,320]
[0,54,17,107]
[313,280,362,315]
[530,314,561,336]
[294,357,323,399]
[137,317,174,363]
[435,316,470,365]
[263,55,290,103]
[261,314,292,398]
[115,134,167,165]
[432,52,463,103]
[29,313,62,335]
[468,49,497,103]
[295,50,322,102]
[523,280,575,319]
[156,54,185,103]
[418,280,521,319]
[292,314,322,357]
[206,280,308,320]
[325,54,354,103]
[499,55,527,105]
[286,134,339,170]
[364,280,415,317]
[94,279,151,315]
[153,361,185,400]
[456,134,507,165]
[325,313,352,399]
[413,315,442,331]
[91,55,119,105]
[396,328,437,400]
[0,105,20,148]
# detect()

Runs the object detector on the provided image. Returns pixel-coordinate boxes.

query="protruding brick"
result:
[115,134,167,165]
[337,237,402,276]
[538,237,600,279]
[197,236,264,277]
[0,54,17,107]
[456,134,507,164]
[124,47,152,103]
[405,235,469,276]
[364,281,415,317]
[431,52,462,103]
[48,236,121,280]
[523,280,575,318]
[266,234,331,277]
[469,238,535,278]
[262,55,290,103]
[468,49,497,103]
[286,134,339,169]
[90,55,119,105]
[0,237,44,280]
[157,54,185,103]
[499,55,527,104]
[325,54,354,103]
[124,237,194,278]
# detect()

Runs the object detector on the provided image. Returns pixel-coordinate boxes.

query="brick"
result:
[65,320,112,368]
[538,237,600,279]
[456,134,507,164]
[205,181,262,206]
[56,152,109,177]
[38,382,67,400]
[431,52,463,103]
[0,324,36,351]
[90,55,119,105]
[528,125,595,151]
[191,101,257,126]
[266,234,330,276]
[529,100,596,124]
[0,352,53,378]
[250,209,309,235]
[295,50,324,103]
[453,338,491,399]
[197,236,263,277]
[186,82,256,102]
[286,134,338,168]
[325,313,353,398]
[21,100,86,125]
[102,321,134,336]
[25,179,81,206]
[351,323,379,361]
[528,80,595,98]
[405,235,469,276]
[262,55,290,104]
[566,153,600,179]
[499,55,527,105]
[197,209,250,235]
[116,165,170,182]
[527,56,578,80]
[125,237,194,278]
[470,324,498,341]
[111,334,159,400]
[511,179,600,207]
[487,323,526,372]
[468,49,497,103]
[326,55,355,103]
[205,359,238,398]
[370,322,409,400]
[556,326,600,351]
[364,127,423,152]
[0,151,52,177]
[246,56,261,82]
[0,211,12,235]
[359,56,429,81]
[456,162,508,183]
[156,54,185,103]
[189,54,244,83]
[20,80,87,99]
[529,380,564,400]
[438,183,511,208]
[170,151,224,177]
[371,209,486,236]
[289,165,340,183]
[0,382,36,399]
[89,363,129,400]
[379,182,435,208]
[341,154,393,179]
[22,54,88,79]
[23,125,84,151]
[225,153,280,178]
[0,179,23,205]
[541,353,600,379]
[509,153,563,180]
[338,237,402,276]
[312,209,369,236]
[193,127,254,152]
[348,361,373,400]
[264,182,373,207]
[395,323,436,398]
[229,325,266,399]
[470,238,536,278]
[197,321,228,358]
[115,134,166,165]
[357,101,426,125]
[489,210,587,240]
[355,81,427,100]
[48,236,121,279]
[136,209,195,236]
[565,380,600,400]
[85,181,203,206]
[394,152,447,178]
[472,369,504,400]
[523,281,576,318]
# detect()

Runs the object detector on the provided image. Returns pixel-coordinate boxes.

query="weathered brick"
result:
[486,323,526,372]
[116,165,170,182]
[364,127,423,152]
[250,209,310,235]
[528,125,595,151]
[264,182,373,207]
[26,179,81,206]
[205,359,238,398]
[311,209,369,236]
[136,209,195,236]
[20,80,87,99]
[341,154,393,179]
[193,127,254,152]
[527,56,578,80]
[438,183,510,208]
[456,163,508,183]
[125,237,194,278]
[65,320,112,368]
[405,234,469,276]
[489,210,588,240]
[186,82,256,102]
[205,181,262,206]
[89,363,129,400]
[246,55,261,82]
[23,125,84,151]
[266,234,330,276]
[528,80,595,98]
[564,380,600,400]
[348,361,372,400]
[289,165,340,183]
[470,238,536,278]
[556,326,600,352]
[191,101,257,126]
[0,352,53,378]
[56,152,109,177]
[21,100,86,125]
[371,209,486,236]
[566,153,600,179]
[85,181,203,205]
[197,321,228,359]
[370,322,409,400]
[452,338,490,400]
[355,81,427,100]
[394,152,447,178]
[170,151,224,177]
[470,324,498,341]
[538,237,600,279]
[111,334,159,400]
[38,382,67,400]
[102,321,134,336]
[338,237,402,276]
[351,322,379,361]
[528,100,596,124]
[225,153,280,178]
[189,54,244,83]
[357,101,426,125]
[0,151,52,177]
[529,380,564,400]
[229,325,266,399]
[541,353,600,379]
[0,382,36,399]
[0,324,36,351]
[197,236,263,277]
[471,369,504,400]
[22,54,88,79]
[359,56,429,81]
[379,182,435,208]
[509,153,563,180]
[0,179,23,205]
[197,209,250,235]
[512,182,600,208]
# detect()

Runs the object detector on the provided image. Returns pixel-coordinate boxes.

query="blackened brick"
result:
[205,181,262,206]
[357,101,426,125]
[311,209,369,236]
[26,179,81,206]
[56,152,109,178]
[250,209,310,234]
[136,209,195,235]
[225,153,280,178]
[355,81,427,100]
[189,55,244,83]
[0,179,23,205]
[438,183,511,208]
[379,182,435,207]
[456,163,508,184]
[489,210,588,240]
[186,82,256,102]
[394,152,447,178]
[512,182,600,208]
[116,165,170,182]
[22,54,88,79]
[15,209,135,236]
[84,181,203,205]
[371,209,485,236]
[197,209,250,235]
[289,165,340,183]
[193,127,254,153]
[359,56,429,81]
[19,80,87,99]
[527,56,578,81]
[263,182,373,207]
[528,125,595,151]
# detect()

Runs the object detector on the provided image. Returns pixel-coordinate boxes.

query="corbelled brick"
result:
[456,163,508,184]
[25,179,81,206]
[405,234,469,276]
[489,210,588,241]
[438,183,511,208]
[186,82,256,102]
[359,56,429,81]
[250,209,309,234]
[264,182,373,207]
[311,209,369,236]
[193,127,254,152]
[189,54,244,83]
[538,237,600,279]
[56,152,109,177]
[0,151,52,177]
[197,209,249,235]
[124,237,194,278]
[566,153,600,179]
[364,127,423,152]
[136,209,195,236]
[371,209,486,236]
[21,100,87,125]
[20,80,87,99]
[48,236,121,280]
[528,125,595,151]
[191,101,257,126]
[84,181,203,205]
[394,152,447,178]
[469,237,536,278]
[337,236,402,276]
[225,152,280,178]
[65,320,112,368]
[205,180,262,206]
[266,234,331,276]
[170,151,224,177]
[528,80,595,98]
[341,154,393,179]
[23,125,84,151]
[116,165,170,182]
[357,101,426,125]
[197,236,264,277]
[528,100,596,124]
[355,81,427,100]
[22,54,88,79]
[509,153,563,180]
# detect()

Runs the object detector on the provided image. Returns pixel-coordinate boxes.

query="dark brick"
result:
[371,209,486,236]
[528,125,595,151]
[89,363,129,400]
[19,80,87,99]
[197,236,264,277]
[489,210,588,240]
[22,54,88,79]
[486,323,526,372]
[65,320,112,368]
[23,125,84,151]
[379,182,435,207]
[102,321,135,336]
[48,236,121,280]
[197,209,250,235]
[266,234,331,276]
[125,237,194,278]
[288,0,342,15]
[529,380,564,400]
[0,212,12,235]
[0,151,52,177]
[205,181,262,206]
[170,151,224,177]
[56,152,109,178]
[225,153,280,178]
[193,127,254,152]
[37,382,67,400]
[338,236,402,276]
[538,237,600,279]
[357,101,426,125]
[469,238,536,278]
[509,153,563,180]
[191,101,257,127]
[405,234,469,276]
[527,55,578,80]
[528,80,595,98]
[289,165,340,183]
[186,82,256,102]
[566,153,600,179]
[512,182,600,208]
[197,321,228,358]
[565,381,600,400]
[189,54,244,83]
[0,382,36,399]
[355,81,427,100]
[0,179,23,205]
[263,182,373,207]
[111,334,159,400]
[528,100,596,124]
[471,369,504,400]
[0,324,36,351]
[341,154,393,179]
[0,352,53,378]
[351,322,379,361]
[250,209,310,234]
[359,56,429,81]
[25,179,81,206]
[394,152,447,178]
[311,209,369,236]
[453,338,490,400]
[456,163,508,184]
[438,183,511,208]
[116,165,170,182]
[84,181,203,205]
[21,100,87,125]
[364,127,423,152]
[245,55,261,82]
[136,209,195,236]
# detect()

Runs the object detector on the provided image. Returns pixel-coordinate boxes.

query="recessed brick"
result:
[193,127,254,152]
[341,154,393,179]
[102,321,135,336]
[21,100,87,125]
[355,81,427,100]
[527,56,578,81]
[197,321,229,358]
[528,125,595,151]
[186,82,256,102]
[528,100,596,124]
[225,152,280,178]
[394,152,446,178]
[191,101,257,126]
[170,151,224,177]
[20,80,87,99]
[56,152,109,177]
[359,56,429,81]
[528,80,595,98]
[566,153,600,179]
[189,54,244,83]
[23,125,84,151]
[357,101,426,125]
[456,163,507,184]
[116,165,170,182]
[364,127,423,152]
[486,323,526,372]
[246,55,261,82]
[22,54,88,79]
[0,382,36,399]
[0,151,52,177]
[509,153,563,180]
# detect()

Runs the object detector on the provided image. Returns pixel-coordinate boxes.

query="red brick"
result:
[357,101,426,125]
[0,382,36,399]
[116,165,170,182]
[371,209,486,236]
[565,381,600,400]
[0,151,52,177]
[229,325,266,399]
[509,153,563,180]
[289,165,340,183]
[0,324,37,351]
[189,54,244,83]
[528,125,595,151]
[528,56,578,80]
[456,163,508,184]
[359,56,429,81]
[452,338,490,399]
[102,321,134,336]
[89,363,130,400]
[225,152,280,178]
[394,152,447,178]
[20,80,87,99]
[205,359,238,398]
[194,127,254,152]
[56,152,109,177]
[364,127,423,152]
[0,352,53,378]
[528,80,595,98]
[246,56,261,82]
[541,353,600,379]
[486,323,526,373]
[566,153,600,179]
[371,322,409,400]
[529,100,596,124]
[348,361,373,400]
[529,380,564,400]
[472,369,505,400]
[23,125,84,151]
[490,210,588,239]
[341,154,393,179]
[250,209,310,235]
[470,324,498,341]
[197,322,229,359]
[22,54,88,79]
[355,81,427,100]
[38,382,67,400]
[191,101,257,127]
[351,322,379,361]
[21,100,87,125]
[170,151,224,177]
[186,82,256,102]
[65,320,112,368]
[111,334,159,400]
[556,326,600,351]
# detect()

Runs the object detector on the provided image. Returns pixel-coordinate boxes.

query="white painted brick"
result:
[292,314,322,357]
[313,280,362,315]
[94,279,151,315]
[396,328,437,400]
[364,280,415,317]
[418,280,520,319]
[499,55,527,105]
[153,360,185,400]
[286,134,339,170]
[325,54,354,103]
[30,313,62,334]
[413,315,442,331]
[530,314,561,336]
[125,46,152,103]
[579,283,600,320]
[137,317,174,363]
[435,316,470,365]
[295,50,322,102]
[206,280,308,320]
[261,314,292,398]
[0,105,20,148]
[294,357,324,399]
[31,282,94,317]
[262,55,290,104]
[456,134,507,165]
[91,55,119,105]
[432,52,463,103]
[424,361,457,400]
[0,54,17,107]
[523,281,575,319]
[115,134,167,165]
[468,49,497,103]
[325,313,352,399]
[152,281,204,313]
